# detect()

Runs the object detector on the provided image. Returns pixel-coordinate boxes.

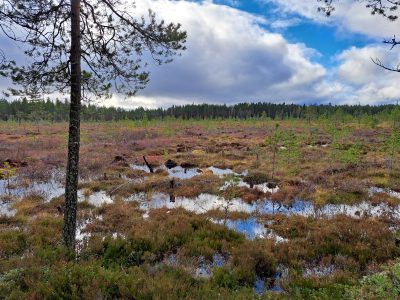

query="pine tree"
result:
[0,0,186,249]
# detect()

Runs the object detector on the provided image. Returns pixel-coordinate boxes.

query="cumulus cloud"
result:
[110,0,331,108]
[1,0,398,107]
[265,0,399,39]
[257,0,400,105]
[334,44,400,104]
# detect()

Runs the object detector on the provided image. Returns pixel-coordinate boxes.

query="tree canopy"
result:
[0,0,187,97]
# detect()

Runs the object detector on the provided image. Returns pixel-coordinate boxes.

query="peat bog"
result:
[1,118,400,299]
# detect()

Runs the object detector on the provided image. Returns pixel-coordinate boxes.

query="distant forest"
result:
[0,97,399,122]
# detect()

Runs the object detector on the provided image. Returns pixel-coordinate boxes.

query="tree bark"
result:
[63,0,81,248]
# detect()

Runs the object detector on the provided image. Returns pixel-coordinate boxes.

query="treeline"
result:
[0,97,398,122]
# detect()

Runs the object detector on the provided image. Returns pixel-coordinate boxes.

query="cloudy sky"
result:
[2,0,400,108]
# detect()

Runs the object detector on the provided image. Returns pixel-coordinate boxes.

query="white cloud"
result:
[334,44,400,104]
[265,0,399,39]
[270,17,302,29]
[1,0,399,107]
[112,0,331,107]
[337,46,385,85]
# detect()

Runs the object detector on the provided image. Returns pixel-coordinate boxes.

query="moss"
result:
[0,230,28,258]
[232,241,277,285]
[325,191,364,205]
[101,236,152,268]
[271,215,399,271]
[2,120,400,298]
[244,172,271,187]
[78,177,125,193]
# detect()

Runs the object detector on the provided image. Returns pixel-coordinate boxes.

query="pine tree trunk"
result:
[63,0,81,248]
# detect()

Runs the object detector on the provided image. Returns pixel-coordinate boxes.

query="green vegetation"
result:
[1,115,400,298]
[0,162,16,195]
[1,98,400,122]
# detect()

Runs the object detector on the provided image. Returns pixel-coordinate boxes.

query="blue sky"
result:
[116,0,399,108]
[1,0,399,108]
[213,0,376,66]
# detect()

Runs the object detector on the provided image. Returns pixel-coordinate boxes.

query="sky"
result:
[1,0,400,108]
